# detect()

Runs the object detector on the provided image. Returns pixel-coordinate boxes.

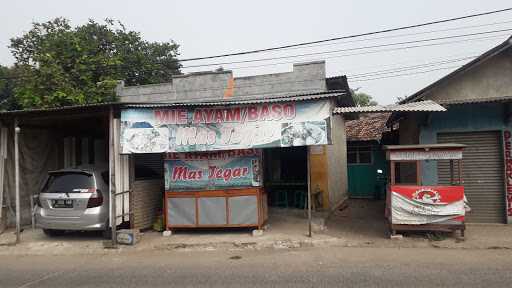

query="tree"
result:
[0,65,20,111]
[9,18,181,109]
[351,89,378,106]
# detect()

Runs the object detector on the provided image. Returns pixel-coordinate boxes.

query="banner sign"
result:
[388,150,463,161]
[503,130,512,219]
[120,100,331,153]
[390,185,465,225]
[164,149,262,191]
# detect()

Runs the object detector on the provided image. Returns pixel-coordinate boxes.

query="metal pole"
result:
[307,147,312,238]
[30,196,35,230]
[0,127,7,224]
[109,107,117,247]
[14,119,20,244]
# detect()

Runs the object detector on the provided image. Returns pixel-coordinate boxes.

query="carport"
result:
[0,103,130,246]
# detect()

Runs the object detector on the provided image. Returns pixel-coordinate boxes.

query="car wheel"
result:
[43,229,65,237]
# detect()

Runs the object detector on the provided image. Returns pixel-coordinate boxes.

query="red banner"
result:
[390,185,465,224]
[392,185,464,204]
[503,131,512,217]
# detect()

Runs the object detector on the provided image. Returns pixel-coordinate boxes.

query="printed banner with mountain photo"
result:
[120,100,331,153]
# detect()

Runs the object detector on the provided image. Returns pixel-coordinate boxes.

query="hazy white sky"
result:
[1,1,511,104]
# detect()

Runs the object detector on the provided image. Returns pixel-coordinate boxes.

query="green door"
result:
[347,144,387,199]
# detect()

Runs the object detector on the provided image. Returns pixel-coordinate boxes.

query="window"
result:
[348,145,373,164]
[42,172,95,193]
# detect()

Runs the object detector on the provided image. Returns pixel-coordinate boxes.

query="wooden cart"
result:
[384,144,467,237]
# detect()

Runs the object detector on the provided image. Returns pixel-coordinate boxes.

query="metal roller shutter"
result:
[437,131,506,223]
[134,153,163,180]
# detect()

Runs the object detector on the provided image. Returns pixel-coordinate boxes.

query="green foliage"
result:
[0,65,20,110]
[9,18,181,109]
[351,89,378,106]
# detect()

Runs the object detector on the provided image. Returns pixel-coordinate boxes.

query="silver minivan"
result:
[34,166,110,237]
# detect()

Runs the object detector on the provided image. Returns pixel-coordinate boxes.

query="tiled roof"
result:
[334,100,446,113]
[346,112,391,141]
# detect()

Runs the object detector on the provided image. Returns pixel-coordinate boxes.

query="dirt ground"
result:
[1,199,512,256]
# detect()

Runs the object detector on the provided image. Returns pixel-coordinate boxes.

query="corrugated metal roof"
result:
[124,90,345,108]
[0,102,119,116]
[0,90,346,116]
[334,100,446,114]
[436,96,512,105]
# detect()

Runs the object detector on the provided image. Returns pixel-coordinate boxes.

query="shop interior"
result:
[264,147,309,210]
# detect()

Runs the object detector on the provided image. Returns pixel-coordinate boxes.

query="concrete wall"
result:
[398,113,421,145]
[421,47,512,103]
[117,61,327,103]
[327,113,349,208]
[417,103,508,185]
[399,46,512,185]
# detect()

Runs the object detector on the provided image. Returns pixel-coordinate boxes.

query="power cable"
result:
[1,31,505,82]
[347,56,476,78]
[176,7,512,62]
[255,19,512,52]
[193,33,506,71]
[180,28,512,69]
[349,65,462,82]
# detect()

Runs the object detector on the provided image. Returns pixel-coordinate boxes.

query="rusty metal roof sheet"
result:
[0,91,347,117]
[333,100,446,114]
[0,102,119,116]
[436,96,512,105]
[124,90,346,108]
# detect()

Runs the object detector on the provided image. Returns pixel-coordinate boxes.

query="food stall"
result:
[119,97,333,232]
[384,144,467,237]
[164,149,267,229]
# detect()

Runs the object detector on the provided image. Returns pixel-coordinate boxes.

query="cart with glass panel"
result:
[384,144,467,237]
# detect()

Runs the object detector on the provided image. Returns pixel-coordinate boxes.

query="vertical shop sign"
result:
[503,131,512,221]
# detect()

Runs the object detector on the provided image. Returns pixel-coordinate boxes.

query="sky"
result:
[1,0,511,104]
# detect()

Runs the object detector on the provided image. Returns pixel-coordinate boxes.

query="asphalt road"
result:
[1,247,511,287]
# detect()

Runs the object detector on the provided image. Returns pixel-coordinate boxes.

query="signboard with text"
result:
[120,100,331,153]
[164,149,262,191]
[390,185,465,225]
[503,130,512,222]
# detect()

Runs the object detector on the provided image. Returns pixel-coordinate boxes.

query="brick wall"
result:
[132,179,163,230]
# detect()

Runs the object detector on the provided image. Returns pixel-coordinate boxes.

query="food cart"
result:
[163,149,268,230]
[384,144,467,237]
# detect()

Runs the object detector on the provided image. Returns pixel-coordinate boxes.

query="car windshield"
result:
[42,172,95,193]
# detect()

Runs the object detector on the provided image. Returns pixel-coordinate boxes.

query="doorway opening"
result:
[264,147,308,209]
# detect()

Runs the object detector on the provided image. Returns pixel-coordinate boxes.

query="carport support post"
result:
[307,147,312,238]
[14,118,20,244]
[109,107,117,248]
